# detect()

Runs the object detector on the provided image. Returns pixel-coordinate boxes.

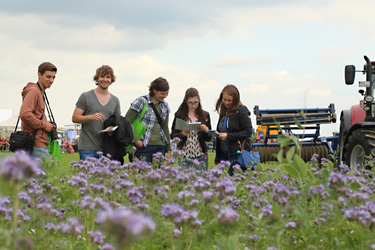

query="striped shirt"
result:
[130,94,170,147]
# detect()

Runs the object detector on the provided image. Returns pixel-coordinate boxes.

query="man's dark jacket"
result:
[103,114,133,164]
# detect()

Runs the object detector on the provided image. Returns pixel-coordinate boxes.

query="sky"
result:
[1,0,374,137]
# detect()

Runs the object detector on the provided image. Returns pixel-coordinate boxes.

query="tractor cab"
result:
[345,56,375,120]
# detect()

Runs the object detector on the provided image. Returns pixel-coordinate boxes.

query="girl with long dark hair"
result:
[171,87,212,170]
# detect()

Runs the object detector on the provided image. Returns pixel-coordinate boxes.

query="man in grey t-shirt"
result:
[72,65,121,160]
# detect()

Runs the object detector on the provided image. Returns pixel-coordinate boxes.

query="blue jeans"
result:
[218,153,242,176]
[79,150,99,161]
[129,145,166,165]
[179,153,208,171]
[32,147,50,162]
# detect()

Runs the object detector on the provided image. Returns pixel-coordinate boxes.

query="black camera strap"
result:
[37,82,56,125]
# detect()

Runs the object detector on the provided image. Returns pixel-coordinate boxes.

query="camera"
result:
[50,122,58,141]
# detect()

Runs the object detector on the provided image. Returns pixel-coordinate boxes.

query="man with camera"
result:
[19,62,57,162]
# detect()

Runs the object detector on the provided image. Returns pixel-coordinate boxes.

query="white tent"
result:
[0,115,19,130]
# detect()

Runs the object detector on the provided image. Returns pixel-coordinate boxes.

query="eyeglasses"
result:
[187,101,199,106]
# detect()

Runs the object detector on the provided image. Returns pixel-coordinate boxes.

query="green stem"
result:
[12,182,20,234]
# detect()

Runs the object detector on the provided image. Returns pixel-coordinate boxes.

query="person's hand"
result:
[181,130,190,137]
[90,113,105,121]
[135,140,143,148]
[45,122,56,133]
[198,124,208,131]
[106,126,114,136]
[218,133,227,141]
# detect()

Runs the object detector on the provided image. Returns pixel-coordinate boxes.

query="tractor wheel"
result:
[344,128,375,168]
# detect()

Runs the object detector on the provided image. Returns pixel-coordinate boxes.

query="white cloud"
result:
[210,54,276,67]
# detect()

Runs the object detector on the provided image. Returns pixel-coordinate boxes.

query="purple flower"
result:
[203,191,215,203]
[176,173,190,184]
[217,206,240,226]
[308,184,325,196]
[217,161,230,170]
[101,243,115,250]
[173,210,199,226]
[0,197,11,206]
[88,231,104,244]
[0,151,40,182]
[178,190,194,202]
[285,221,296,229]
[97,206,155,246]
[37,203,53,215]
[145,170,162,184]
[57,217,84,235]
[232,164,243,174]
[245,185,266,198]
[126,188,144,204]
[115,180,134,190]
[188,199,199,207]
[81,196,97,210]
[215,177,236,200]
[161,204,184,219]
[67,175,87,187]
[327,172,347,189]
[171,137,181,144]
[172,228,181,238]
[45,222,57,231]
[260,204,273,217]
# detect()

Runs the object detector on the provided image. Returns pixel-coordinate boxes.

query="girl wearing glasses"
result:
[214,84,253,175]
[171,87,212,170]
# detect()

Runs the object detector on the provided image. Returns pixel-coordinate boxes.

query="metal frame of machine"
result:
[253,104,339,163]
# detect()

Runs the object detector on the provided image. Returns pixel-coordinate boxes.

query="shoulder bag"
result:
[126,97,148,153]
[237,138,260,170]
[9,114,43,154]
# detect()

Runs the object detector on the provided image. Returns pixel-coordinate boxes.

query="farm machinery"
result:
[252,55,375,168]
[339,55,375,168]
[253,104,339,163]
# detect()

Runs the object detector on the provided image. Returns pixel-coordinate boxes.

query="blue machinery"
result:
[253,104,339,162]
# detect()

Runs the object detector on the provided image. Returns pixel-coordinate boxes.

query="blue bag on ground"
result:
[237,138,260,170]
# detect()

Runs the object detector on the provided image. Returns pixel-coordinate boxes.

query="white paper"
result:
[206,130,220,136]
[99,126,118,133]
[175,118,201,131]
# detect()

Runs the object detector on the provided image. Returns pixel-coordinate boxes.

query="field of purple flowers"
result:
[1,136,375,249]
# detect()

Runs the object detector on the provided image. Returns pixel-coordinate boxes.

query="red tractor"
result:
[340,55,375,168]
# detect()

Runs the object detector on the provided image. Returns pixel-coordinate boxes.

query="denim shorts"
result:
[79,150,99,161]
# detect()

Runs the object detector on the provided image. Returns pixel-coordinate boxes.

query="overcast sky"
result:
[1,0,374,136]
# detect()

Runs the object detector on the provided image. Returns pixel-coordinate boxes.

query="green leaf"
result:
[293,204,308,227]
[272,202,281,216]
[277,135,293,147]
[350,182,361,191]
[256,163,264,172]
[284,165,300,179]
[276,149,283,163]
[327,161,334,172]
[294,117,304,130]
[292,154,307,178]
[286,146,295,163]
[321,169,330,185]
